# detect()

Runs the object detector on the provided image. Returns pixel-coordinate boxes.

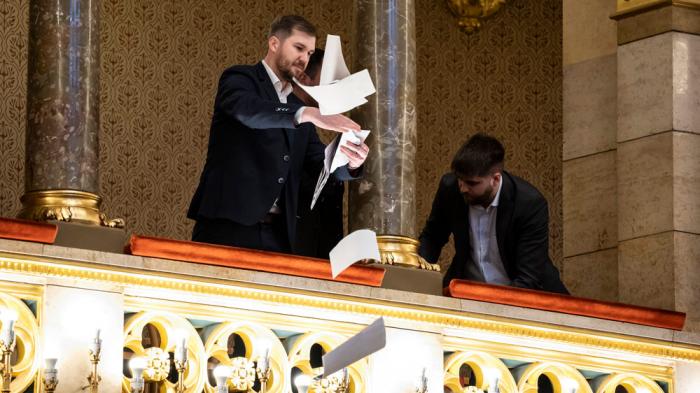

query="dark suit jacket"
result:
[418,171,568,294]
[294,171,344,259]
[187,62,354,250]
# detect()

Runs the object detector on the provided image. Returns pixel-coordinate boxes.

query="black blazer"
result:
[188,62,354,249]
[418,171,568,294]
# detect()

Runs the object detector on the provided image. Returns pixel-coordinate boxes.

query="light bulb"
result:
[129,357,148,379]
[213,365,231,387]
[294,374,312,393]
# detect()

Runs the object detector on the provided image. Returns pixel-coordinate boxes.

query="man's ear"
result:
[268,35,280,53]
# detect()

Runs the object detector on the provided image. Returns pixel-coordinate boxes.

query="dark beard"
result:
[462,187,494,207]
[277,58,303,82]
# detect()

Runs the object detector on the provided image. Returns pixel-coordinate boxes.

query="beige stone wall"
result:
[0,1,563,272]
[562,0,619,301]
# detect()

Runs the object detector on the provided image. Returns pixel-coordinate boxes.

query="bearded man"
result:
[418,133,568,294]
[188,15,369,253]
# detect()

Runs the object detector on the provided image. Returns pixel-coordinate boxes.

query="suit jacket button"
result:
[283,155,290,162]
[278,177,285,184]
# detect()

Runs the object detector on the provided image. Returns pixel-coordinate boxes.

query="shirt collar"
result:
[490,175,503,208]
[262,59,293,99]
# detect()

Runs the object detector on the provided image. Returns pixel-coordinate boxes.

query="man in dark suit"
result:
[188,15,369,254]
[418,133,568,294]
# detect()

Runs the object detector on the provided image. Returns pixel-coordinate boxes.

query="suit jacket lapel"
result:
[256,62,292,149]
[496,172,515,269]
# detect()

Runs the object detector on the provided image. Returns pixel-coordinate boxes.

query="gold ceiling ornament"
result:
[515,362,592,393]
[18,190,124,228]
[123,312,206,393]
[445,0,506,34]
[594,373,665,393]
[443,351,517,393]
[375,235,440,271]
[200,321,287,393]
[287,332,367,393]
[0,293,40,393]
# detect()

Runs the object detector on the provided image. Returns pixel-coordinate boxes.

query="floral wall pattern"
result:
[0,0,562,270]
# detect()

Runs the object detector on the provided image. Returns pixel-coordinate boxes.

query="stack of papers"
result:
[295,35,376,115]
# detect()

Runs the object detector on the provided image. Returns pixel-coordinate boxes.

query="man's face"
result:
[270,29,315,81]
[456,172,501,207]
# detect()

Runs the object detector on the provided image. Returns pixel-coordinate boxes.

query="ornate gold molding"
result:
[614,0,700,17]
[19,190,124,228]
[445,0,506,34]
[1,252,700,363]
[375,235,439,271]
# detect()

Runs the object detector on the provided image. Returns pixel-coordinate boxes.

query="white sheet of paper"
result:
[310,130,370,210]
[321,317,386,377]
[319,35,350,85]
[328,229,380,278]
[294,34,376,115]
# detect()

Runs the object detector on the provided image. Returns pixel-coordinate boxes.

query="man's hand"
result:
[340,141,369,169]
[300,107,360,133]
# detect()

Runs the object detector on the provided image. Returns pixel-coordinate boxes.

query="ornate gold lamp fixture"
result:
[445,0,506,34]
[42,358,59,393]
[82,329,102,393]
[415,367,428,393]
[174,335,189,393]
[255,342,271,393]
[0,310,17,393]
[376,235,440,271]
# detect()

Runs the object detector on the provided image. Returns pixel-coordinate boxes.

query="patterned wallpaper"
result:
[0,0,562,269]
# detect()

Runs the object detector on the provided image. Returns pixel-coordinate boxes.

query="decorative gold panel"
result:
[595,373,665,393]
[0,291,39,393]
[287,332,367,393]
[444,351,517,393]
[123,311,206,393]
[516,362,592,393]
[201,322,288,393]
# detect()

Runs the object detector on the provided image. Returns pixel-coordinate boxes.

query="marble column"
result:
[20,0,115,226]
[612,1,700,331]
[351,0,433,269]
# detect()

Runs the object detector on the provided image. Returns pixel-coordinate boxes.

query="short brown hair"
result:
[268,15,316,40]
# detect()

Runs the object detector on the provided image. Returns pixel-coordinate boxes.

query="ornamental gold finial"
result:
[445,0,506,34]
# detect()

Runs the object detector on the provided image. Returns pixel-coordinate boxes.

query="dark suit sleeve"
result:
[510,197,550,290]
[418,178,451,264]
[215,68,303,130]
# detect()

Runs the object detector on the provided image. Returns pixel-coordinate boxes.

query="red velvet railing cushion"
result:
[126,235,385,287]
[447,279,685,330]
[0,217,58,244]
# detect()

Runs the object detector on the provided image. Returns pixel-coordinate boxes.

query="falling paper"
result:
[328,229,380,278]
[294,35,376,115]
[310,130,370,210]
[321,317,386,377]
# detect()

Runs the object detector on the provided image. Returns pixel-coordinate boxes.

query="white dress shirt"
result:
[468,178,511,285]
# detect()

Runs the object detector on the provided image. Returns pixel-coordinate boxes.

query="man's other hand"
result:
[301,107,360,133]
[340,141,369,169]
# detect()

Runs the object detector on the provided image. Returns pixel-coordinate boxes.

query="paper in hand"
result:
[294,35,376,115]
[321,317,386,377]
[328,229,380,278]
[310,130,370,211]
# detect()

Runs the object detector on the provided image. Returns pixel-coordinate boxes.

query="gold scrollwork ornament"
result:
[0,293,40,393]
[445,0,506,34]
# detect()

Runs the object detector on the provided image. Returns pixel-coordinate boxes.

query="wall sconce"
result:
[416,367,428,393]
[256,340,271,393]
[294,374,312,393]
[0,309,18,393]
[42,358,59,393]
[213,365,231,393]
[445,0,506,34]
[483,368,500,393]
[174,332,188,393]
[129,357,147,393]
[82,329,102,393]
